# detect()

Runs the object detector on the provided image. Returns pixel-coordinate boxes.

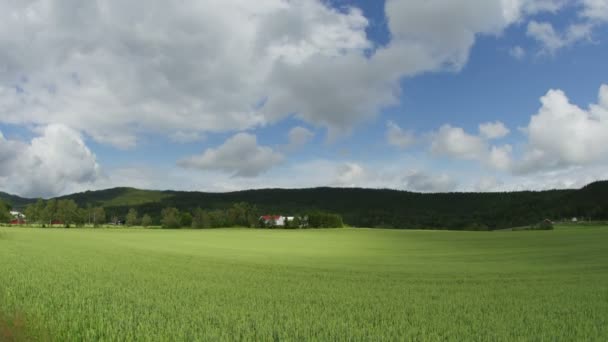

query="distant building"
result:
[9,211,26,225]
[259,215,294,227]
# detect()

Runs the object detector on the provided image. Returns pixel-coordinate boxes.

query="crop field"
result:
[1,226,607,341]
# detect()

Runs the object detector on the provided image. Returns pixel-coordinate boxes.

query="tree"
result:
[56,199,79,228]
[141,214,153,227]
[42,199,58,226]
[74,208,88,227]
[24,204,36,224]
[209,210,227,227]
[307,212,343,228]
[230,202,258,227]
[125,208,139,226]
[0,201,11,223]
[538,219,554,230]
[161,207,181,229]
[25,199,46,225]
[181,212,193,228]
[292,216,303,228]
[92,207,106,227]
[192,208,211,228]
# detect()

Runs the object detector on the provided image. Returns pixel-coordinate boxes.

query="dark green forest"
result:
[2,181,607,230]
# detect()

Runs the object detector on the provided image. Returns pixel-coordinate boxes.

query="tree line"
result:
[3,180,607,230]
[0,199,344,229]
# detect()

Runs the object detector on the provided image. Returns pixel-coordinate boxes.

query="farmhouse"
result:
[10,211,26,225]
[259,215,295,227]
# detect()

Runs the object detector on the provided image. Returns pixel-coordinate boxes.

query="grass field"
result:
[1,226,607,341]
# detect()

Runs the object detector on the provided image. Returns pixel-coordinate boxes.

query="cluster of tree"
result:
[159,203,259,229]
[121,208,154,227]
[306,212,344,228]
[3,180,608,230]
[3,198,346,230]
[120,203,344,229]
[22,199,107,227]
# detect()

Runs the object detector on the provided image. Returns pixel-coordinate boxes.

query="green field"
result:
[1,226,607,341]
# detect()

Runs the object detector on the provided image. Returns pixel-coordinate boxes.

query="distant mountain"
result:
[2,181,607,229]
[0,191,35,209]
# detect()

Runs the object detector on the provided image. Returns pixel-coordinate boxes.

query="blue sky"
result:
[0,0,607,197]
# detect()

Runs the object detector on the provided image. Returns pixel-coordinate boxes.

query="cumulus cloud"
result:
[402,170,458,193]
[386,121,415,148]
[525,0,608,55]
[472,176,503,192]
[287,126,314,150]
[0,125,100,197]
[509,46,526,60]
[430,124,513,171]
[526,21,592,53]
[479,121,510,139]
[431,125,487,160]
[516,84,608,173]
[178,133,283,177]
[169,131,205,144]
[330,162,459,192]
[0,0,559,147]
[427,85,608,177]
[333,163,367,187]
[0,1,371,147]
[582,0,608,21]
[488,145,514,171]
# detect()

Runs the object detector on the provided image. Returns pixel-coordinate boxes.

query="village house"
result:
[259,215,295,227]
[10,211,26,225]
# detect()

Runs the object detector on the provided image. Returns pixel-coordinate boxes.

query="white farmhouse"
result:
[259,215,295,227]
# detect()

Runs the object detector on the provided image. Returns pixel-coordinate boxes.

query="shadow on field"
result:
[0,311,28,342]
[0,310,46,342]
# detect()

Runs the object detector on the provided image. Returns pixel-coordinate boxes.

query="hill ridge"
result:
[2,180,607,230]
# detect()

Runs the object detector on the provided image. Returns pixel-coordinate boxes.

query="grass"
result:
[0,226,607,341]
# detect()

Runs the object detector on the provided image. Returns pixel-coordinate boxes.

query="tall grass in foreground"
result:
[0,226,607,341]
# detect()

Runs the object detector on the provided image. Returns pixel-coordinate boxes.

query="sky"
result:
[0,0,608,198]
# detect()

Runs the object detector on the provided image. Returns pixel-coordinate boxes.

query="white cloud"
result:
[385,0,522,70]
[169,131,205,144]
[0,124,100,197]
[472,176,503,192]
[526,21,591,53]
[287,126,314,150]
[509,46,526,60]
[177,133,283,177]
[0,0,558,147]
[402,170,458,193]
[429,85,608,176]
[0,1,371,147]
[479,121,510,139]
[488,144,514,171]
[524,0,608,54]
[521,0,569,13]
[582,0,608,21]
[517,84,608,173]
[333,163,367,187]
[431,125,487,160]
[323,161,459,193]
[386,121,415,148]
[430,124,513,171]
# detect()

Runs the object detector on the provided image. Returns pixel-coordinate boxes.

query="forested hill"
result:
[0,191,34,208]
[2,181,608,230]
